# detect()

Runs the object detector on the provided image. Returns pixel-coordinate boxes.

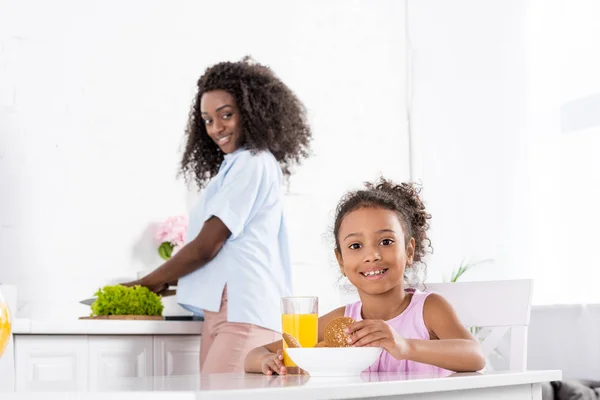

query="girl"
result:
[245,178,484,375]
[125,57,312,373]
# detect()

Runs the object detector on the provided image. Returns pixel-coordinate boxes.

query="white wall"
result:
[408,0,530,285]
[0,0,409,318]
[410,0,600,305]
[6,0,595,319]
[525,0,600,305]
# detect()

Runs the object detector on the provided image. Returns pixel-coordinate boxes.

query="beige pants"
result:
[200,287,280,374]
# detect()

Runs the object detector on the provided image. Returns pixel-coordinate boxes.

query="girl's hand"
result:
[260,349,287,375]
[346,320,410,360]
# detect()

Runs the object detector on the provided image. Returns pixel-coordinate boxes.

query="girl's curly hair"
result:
[333,178,433,288]
[179,57,312,188]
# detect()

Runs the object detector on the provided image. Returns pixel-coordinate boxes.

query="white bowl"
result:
[285,347,383,377]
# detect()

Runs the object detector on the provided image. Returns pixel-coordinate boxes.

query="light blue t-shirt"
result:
[177,148,292,333]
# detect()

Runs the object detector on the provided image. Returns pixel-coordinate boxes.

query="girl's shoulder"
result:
[422,292,449,313]
[422,292,463,335]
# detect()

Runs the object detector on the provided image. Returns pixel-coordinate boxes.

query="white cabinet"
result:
[14,334,201,392]
[15,336,88,392]
[153,335,201,376]
[88,336,153,390]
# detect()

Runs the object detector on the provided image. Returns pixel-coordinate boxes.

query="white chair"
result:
[339,279,533,371]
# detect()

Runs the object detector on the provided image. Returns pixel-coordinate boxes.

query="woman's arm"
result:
[125,216,231,291]
[409,293,485,372]
[244,307,346,374]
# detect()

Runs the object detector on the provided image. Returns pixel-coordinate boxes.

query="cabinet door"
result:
[153,335,201,376]
[88,336,153,390]
[14,335,88,392]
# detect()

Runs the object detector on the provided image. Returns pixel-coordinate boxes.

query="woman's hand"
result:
[260,349,287,375]
[121,280,169,295]
[346,320,410,360]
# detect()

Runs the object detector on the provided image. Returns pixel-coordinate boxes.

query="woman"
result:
[127,57,311,373]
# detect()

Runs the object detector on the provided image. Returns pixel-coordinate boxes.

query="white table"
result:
[3,370,561,399]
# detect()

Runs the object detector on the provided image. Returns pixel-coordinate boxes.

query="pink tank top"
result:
[345,290,453,376]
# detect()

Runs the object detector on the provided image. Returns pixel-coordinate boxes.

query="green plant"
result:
[447,258,493,283]
[91,285,164,317]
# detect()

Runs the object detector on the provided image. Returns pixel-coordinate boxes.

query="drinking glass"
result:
[281,296,318,369]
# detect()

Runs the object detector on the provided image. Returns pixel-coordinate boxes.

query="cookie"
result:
[324,317,356,347]
[314,340,329,348]
[282,332,302,348]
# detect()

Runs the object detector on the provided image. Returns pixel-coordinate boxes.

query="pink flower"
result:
[155,216,188,247]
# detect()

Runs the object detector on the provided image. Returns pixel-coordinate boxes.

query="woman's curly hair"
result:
[180,57,312,188]
[333,178,433,288]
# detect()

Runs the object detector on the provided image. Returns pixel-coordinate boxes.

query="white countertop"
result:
[3,370,562,399]
[11,318,203,335]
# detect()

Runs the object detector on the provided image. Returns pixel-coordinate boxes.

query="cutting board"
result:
[79,315,164,320]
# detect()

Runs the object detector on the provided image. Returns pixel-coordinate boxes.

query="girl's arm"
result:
[123,216,231,291]
[244,339,284,374]
[348,294,485,372]
[244,307,345,374]
[409,293,485,372]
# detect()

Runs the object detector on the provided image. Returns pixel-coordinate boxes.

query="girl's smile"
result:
[360,268,390,279]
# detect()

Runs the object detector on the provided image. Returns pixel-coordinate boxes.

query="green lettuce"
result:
[90,285,164,317]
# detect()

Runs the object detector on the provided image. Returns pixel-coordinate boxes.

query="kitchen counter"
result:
[3,370,561,399]
[11,318,203,335]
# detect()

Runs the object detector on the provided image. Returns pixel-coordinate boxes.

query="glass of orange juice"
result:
[0,288,11,359]
[281,296,318,371]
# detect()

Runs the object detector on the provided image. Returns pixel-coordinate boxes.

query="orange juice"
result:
[281,313,318,367]
[0,302,11,358]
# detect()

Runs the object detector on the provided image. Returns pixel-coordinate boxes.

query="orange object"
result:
[0,301,11,358]
[281,313,318,367]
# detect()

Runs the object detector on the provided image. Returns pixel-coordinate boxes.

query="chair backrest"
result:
[339,279,533,371]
